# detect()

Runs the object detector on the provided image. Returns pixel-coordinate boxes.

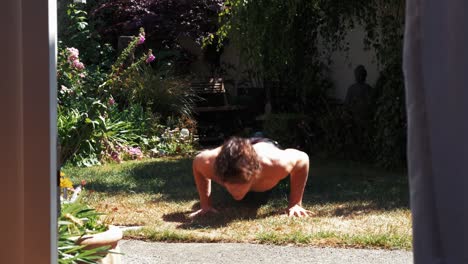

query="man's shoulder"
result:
[194,148,219,164]
[193,149,218,180]
[283,148,309,162]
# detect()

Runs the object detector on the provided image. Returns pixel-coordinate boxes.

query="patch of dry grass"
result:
[66,157,412,250]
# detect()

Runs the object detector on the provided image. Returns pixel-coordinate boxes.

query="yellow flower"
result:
[60,177,73,189]
[60,171,65,177]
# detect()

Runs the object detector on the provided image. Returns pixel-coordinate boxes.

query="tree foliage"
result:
[214,0,404,84]
[90,0,224,49]
[213,1,377,112]
[214,0,406,167]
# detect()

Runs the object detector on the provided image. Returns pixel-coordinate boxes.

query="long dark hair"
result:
[214,137,261,183]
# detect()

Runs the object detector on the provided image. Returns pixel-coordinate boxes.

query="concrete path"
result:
[119,240,413,264]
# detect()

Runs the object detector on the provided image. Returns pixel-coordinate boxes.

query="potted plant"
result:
[59,173,123,264]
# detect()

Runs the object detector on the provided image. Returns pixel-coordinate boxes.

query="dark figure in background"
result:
[345,65,373,116]
[345,65,373,156]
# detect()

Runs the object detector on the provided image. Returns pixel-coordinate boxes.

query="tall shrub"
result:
[90,0,223,48]
[57,5,159,166]
[213,0,407,167]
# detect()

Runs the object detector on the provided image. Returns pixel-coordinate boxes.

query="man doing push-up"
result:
[191,137,311,218]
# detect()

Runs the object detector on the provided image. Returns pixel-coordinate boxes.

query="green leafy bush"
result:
[314,105,356,158]
[58,2,116,69]
[58,177,109,264]
[262,113,310,149]
[57,107,96,166]
[57,2,198,166]
[58,202,110,264]
[371,62,407,168]
[57,25,157,166]
[115,65,198,122]
[149,127,196,157]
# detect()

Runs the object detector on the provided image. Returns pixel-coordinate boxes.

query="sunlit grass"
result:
[64,157,412,250]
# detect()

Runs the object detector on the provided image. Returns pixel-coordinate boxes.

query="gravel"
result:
[119,240,413,264]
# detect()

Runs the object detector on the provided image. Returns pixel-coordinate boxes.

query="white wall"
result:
[328,24,379,101]
[180,24,379,102]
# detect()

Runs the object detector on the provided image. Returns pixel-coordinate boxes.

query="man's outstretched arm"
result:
[287,150,311,217]
[190,158,217,217]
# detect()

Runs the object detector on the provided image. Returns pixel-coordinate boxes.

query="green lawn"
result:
[64,157,412,250]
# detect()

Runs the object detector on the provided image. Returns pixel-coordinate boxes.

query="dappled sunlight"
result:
[68,157,412,249]
[67,158,196,198]
[314,211,411,236]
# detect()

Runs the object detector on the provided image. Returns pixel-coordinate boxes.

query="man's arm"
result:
[190,157,217,217]
[287,150,311,217]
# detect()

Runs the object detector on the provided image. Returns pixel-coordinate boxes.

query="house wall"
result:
[327,24,379,101]
[180,24,379,103]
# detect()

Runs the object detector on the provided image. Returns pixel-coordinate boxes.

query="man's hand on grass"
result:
[189,207,219,218]
[287,204,311,217]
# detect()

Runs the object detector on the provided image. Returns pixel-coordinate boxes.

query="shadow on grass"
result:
[68,158,197,201]
[67,156,409,225]
[162,195,280,229]
[303,158,409,211]
[162,208,261,229]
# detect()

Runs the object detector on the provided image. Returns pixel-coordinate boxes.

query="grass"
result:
[63,157,412,250]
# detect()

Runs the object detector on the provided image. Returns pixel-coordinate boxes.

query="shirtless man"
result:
[190,137,311,218]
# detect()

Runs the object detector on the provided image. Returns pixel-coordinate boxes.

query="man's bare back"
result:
[191,138,310,217]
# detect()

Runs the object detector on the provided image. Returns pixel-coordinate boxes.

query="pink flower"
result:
[72,60,85,70]
[60,85,75,95]
[77,62,85,70]
[127,147,141,155]
[67,47,79,56]
[146,53,155,63]
[61,85,70,92]
[66,47,79,62]
[111,151,121,163]
[137,33,145,45]
[127,147,143,159]
[79,73,86,78]
[108,97,115,106]
[68,55,78,62]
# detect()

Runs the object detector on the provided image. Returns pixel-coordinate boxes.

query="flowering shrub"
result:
[149,127,196,158]
[58,28,159,166]
[137,31,146,45]
[146,53,156,63]
[57,46,87,107]
[99,28,154,88]
[58,4,197,167]
[104,125,195,163]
